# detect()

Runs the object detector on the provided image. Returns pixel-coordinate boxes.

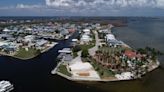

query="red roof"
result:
[68,29,75,33]
[124,50,137,58]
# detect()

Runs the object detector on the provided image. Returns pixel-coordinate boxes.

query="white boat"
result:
[0,80,14,92]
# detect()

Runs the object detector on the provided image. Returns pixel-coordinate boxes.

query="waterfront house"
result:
[105,34,115,41]
[58,48,73,63]
[107,39,124,47]
[0,41,18,55]
[105,34,125,47]
[124,50,137,59]
[36,40,48,50]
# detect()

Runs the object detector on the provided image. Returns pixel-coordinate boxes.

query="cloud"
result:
[45,0,164,9]
[1,0,164,16]
[43,0,160,15]
[0,4,44,10]
[156,0,164,8]
[15,4,44,9]
[0,6,14,10]
[1,0,164,11]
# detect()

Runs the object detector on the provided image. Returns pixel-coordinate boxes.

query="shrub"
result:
[81,49,89,58]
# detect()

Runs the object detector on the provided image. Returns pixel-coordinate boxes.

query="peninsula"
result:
[52,23,160,82]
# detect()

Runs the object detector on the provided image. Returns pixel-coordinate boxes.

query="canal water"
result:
[0,18,164,92]
[0,31,101,92]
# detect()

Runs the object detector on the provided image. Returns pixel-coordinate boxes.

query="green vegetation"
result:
[137,46,163,61]
[14,48,41,60]
[58,64,72,76]
[137,46,163,55]
[73,52,78,58]
[98,46,125,55]
[72,45,81,58]
[98,32,106,39]
[91,60,115,78]
[81,49,89,58]
[79,44,95,51]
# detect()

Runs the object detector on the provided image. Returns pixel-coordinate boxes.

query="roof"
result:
[83,29,90,32]
[25,28,32,31]
[107,39,124,46]
[68,29,75,33]
[36,40,48,46]
[24,35,35,39]
[124,50,137,58]
[72,39,78,42]
[106,34,115,40]
[81,34,90,39]
[0,42,8,46]
[3,28,11,32]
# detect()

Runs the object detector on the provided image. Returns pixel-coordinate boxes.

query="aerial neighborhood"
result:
[0,22,78,59]
[0,19,161,81]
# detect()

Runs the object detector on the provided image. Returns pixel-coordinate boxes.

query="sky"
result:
[0,0,164,16]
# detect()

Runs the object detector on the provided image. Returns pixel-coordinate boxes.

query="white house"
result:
[36,40,48,49]
[0,41,8,46]
[80,34,92,44]
[72,39,78,42]
[83,29,91,35]
[24,35,35,42]
[25,28,33,31]
[105,34,116,41]
[3,28,11,32]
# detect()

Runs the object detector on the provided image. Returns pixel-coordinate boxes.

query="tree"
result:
[81,49,89,58]
[36,49,41,55]
[72,45,81,52]
[137,48,146,54]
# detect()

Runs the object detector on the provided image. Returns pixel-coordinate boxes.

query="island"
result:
[52,23,161,82]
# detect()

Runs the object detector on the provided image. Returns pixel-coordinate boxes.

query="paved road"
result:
[89,31,100,56]
[71,51,82,63]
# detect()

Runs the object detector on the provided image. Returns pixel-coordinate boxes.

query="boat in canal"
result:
[0,80,14,92]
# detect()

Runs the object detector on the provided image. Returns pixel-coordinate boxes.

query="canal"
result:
[0,31,101,92]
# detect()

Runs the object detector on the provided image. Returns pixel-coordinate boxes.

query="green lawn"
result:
[91,60,115,78]
[14,48,41,59]
[58,64,72,77]
[79,44,95,51]
[73,52,78,58]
